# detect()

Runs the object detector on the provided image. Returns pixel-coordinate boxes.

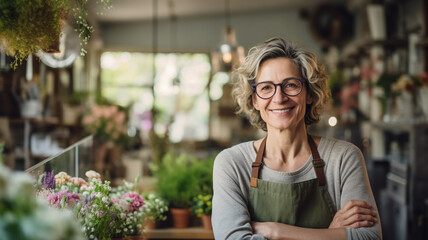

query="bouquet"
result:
[111,192,145,236]
[82,104,127,143]
[37,170,147,239]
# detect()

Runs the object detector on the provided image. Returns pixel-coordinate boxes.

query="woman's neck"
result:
[263,123,312,172]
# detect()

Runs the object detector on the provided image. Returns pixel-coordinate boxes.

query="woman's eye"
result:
[260,85,273,91]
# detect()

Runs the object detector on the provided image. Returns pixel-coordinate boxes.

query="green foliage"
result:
[154,153,199,208]
[67,90,90,105]
[376,73,400,98]
[376,73,400,112]
[0,0,67,68]
[328,70,346,106]
[192,194,212,217]
[0,0,112,68]
[189,156,214,195]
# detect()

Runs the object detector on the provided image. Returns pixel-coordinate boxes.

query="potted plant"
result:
[190,156,214,229]
[82,104,127,175]
[154,152,199,228]
[192,194,213,230]
[376,73,400,120]
[0,0,111,68]
[141,193,169,229]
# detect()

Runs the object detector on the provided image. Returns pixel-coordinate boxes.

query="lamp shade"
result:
[211,26,245,73]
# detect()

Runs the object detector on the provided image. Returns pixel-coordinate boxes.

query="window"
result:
[101,52,211,143]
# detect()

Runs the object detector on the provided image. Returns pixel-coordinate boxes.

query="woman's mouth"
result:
[271,107,293,113]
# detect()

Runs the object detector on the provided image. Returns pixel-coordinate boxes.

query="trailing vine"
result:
[0,0,112,69]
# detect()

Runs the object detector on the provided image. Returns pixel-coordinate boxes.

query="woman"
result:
[212,38,381,240]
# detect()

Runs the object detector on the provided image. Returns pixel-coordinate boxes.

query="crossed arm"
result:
[251,200,378,240]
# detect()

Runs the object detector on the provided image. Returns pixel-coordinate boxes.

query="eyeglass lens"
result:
[255,79,302,99]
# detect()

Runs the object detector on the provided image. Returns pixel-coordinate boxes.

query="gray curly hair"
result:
[232,37,330,131]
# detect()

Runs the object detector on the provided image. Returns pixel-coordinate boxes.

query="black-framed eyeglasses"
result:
[251,78,306,99]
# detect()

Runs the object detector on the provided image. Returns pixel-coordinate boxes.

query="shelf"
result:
[370,121,428,133]
[145,227,214,239]
[362,39,408,48]
[112,227,214,240]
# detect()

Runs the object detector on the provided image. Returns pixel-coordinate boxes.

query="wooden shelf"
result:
[144,227,214,240]
[112,227,214,240]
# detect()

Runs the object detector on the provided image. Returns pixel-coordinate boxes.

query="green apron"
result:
[249,135,336,228]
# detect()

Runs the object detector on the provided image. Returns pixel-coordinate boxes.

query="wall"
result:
[99,7,322,56]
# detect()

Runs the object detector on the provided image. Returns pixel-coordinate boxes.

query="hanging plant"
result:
[0,0,112,69]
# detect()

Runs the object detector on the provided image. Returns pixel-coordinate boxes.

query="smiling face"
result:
[252,57,312,133]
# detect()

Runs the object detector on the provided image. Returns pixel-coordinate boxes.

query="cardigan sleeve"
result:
[212,150,266,240]
[336,143,383,240]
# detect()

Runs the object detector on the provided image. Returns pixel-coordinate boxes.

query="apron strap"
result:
[250,137,266,188]
[250,135,326,187]
[307,135,326,186]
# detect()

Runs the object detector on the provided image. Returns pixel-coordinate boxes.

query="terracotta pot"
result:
[201,214,212,230]
[170,208,191,228]
[144,218,156,230]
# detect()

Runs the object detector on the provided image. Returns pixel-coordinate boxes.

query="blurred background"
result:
[1,0,428,239]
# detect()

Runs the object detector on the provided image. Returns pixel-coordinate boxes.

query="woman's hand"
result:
[329,200,378,229]
[251,221,278,239]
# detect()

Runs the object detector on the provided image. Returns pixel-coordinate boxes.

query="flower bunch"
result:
[111,192,145,237]
[38,170,149,239]
[52,171,88,193]
[142,193,168,222]
[47,190,80,209]
[391,75,417,94]
[82,104,127,143]
[74,173,121,240]
[192,194,212,217]
[0,164,85,240]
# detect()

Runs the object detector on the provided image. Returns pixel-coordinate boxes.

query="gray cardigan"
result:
[212,137,382,240]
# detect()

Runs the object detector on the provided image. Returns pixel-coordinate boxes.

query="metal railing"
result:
[25,135,93,178]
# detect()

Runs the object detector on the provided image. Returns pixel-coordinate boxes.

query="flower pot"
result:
[201,214,212,230]
[170,208,191,228]
[144,218,156,230]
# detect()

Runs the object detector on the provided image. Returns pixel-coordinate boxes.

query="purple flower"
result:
[43,171,55,190]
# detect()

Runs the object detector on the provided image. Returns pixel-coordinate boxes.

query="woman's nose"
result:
[272,85,288,102]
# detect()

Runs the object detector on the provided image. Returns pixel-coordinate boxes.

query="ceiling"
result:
[89,0,347,22]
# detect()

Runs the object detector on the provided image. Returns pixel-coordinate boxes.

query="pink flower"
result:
[47,191,80,208]
[85,170,101,180]
[115,112,125,124]
[71,177,88,187]
[82,115,95,125]
[122,192,144,212]
[55,172,71,185]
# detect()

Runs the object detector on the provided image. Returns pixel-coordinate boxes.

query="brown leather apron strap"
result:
[251,137,267,188]
[307,134,326,186]
[251,135,326,187]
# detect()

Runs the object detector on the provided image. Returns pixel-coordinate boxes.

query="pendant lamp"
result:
[211,0,245,73]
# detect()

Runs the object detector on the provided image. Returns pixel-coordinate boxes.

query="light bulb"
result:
[222,52,232,63]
